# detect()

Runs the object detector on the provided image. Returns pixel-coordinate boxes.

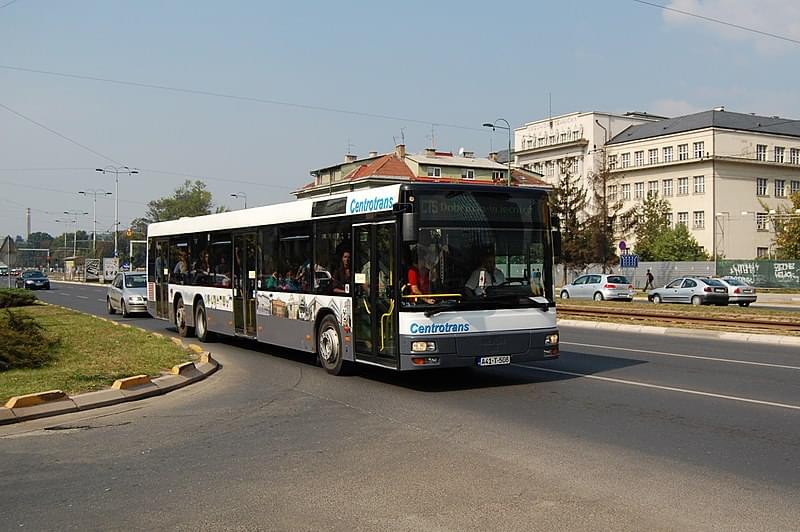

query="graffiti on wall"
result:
[718,260,799,288]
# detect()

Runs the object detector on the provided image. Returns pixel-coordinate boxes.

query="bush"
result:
[0,309,58,371]
[0,288,38,308]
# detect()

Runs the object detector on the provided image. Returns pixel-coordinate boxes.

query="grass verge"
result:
[0,304,195,403]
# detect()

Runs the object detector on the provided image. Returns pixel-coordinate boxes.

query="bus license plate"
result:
[477,355,511,366]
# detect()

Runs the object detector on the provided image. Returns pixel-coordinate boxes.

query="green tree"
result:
[585,154,630,271]
[632,194,671,261]
[144,180,226,223]
[550,158,589,281]
[26,232,53,250]
[650,224,709,261]
[773,192,800,259]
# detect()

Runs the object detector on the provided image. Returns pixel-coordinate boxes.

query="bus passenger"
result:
[332,250,351,294]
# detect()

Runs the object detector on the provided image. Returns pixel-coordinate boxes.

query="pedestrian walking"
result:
[644,268,655,291]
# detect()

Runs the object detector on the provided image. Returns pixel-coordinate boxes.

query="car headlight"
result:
[128,295,144,303]
[25,280,34,284]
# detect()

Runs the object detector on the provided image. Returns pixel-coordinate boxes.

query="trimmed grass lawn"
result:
[1,304,194,403]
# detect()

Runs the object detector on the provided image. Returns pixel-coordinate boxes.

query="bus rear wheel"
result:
[194,300,215,342]
[317,315,346,375]
[175,297,193,338]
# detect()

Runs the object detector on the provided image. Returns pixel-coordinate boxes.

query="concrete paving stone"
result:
[152,374,190,390]
[71,388,126,410]
[118,382,162,400]
[0,407,16,424]
[9,399,78,422]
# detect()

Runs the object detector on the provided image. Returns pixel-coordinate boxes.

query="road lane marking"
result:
[96,298,105,302]
[514,364,800,411]
[58,292,70,296]
[562,341,800,371]
[76,295,89,299]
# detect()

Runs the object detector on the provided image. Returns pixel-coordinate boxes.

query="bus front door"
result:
[154,238,169,319]
[233,233,257,337]
[352,222,397,366]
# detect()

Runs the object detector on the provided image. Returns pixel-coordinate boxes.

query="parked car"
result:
[559,274,636,301]
[648,277,729,306]
[15,270,50,290]
[717,277,757,307]
[107,271,148,317]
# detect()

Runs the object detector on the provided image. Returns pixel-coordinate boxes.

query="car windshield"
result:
[722,277,746,286]
[399,190,553,312]
[606,275,629,284]
[24,271,45,278]
[125,274,146,288]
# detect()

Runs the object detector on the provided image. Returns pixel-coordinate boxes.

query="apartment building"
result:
[606,108,800,259]
[513,111,662,209]
[295,145,546,199]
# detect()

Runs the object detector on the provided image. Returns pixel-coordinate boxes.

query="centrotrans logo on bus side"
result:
[409,322,471,334]
[348,195,394,214]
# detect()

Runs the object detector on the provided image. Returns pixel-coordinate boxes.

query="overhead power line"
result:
[0,0,21,9]
[632,0,800,46]
[0,64,487,132]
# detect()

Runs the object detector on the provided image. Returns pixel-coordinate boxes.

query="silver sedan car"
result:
[107,271,148,317]
[648,277,729,306]
[559,274,636,301]
[718,277,757,307]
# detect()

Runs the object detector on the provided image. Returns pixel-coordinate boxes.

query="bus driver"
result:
[465,249,505,296]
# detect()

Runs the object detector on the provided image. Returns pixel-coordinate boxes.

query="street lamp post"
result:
[230,192,248,209]
[79,189,112,255]
[62,211,88,257]
[96,166,139,258]
[482,119,513,186]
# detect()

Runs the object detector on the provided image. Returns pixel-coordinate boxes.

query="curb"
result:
[1,303,220,425]
[558,319,800,346]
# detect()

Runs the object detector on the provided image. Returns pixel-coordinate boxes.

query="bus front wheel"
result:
[318,315,346,375]
[195,300,215,342]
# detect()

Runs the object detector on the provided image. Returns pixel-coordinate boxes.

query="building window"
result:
[775,179,785,197]
[648,149,658,165]
[608,184,618,202]
[756,212,769,231]
[663,146,673,162]
[570,159,578,174]
[775,146,785,163]
[790,148,799,165]
[621,153,630,168]
[622,184,631,201]
[572,130,580,141]
[648,180,659,197]
[756,177,768,196]
[693,141,704,159]
[756,144,767,161]
[461,168,475,180]
[693,175,705,194]
[663,179,673,197]
[634,182,644,199]
[791,180,800,195]
[545,162,554,177]
[634,151,644,166]
[693,211,705,229]
[757,247,769,258]
[427,166,441,177]
[666,212,673,226]
[549,135,556,144]
[492,170,506,181]
[677,212,688,226]
[538,137,545,147]
[608,155,617,169]
[678,144,688,161]
[678,177,689,195]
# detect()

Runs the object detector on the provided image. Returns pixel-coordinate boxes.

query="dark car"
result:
[16,270,50,290]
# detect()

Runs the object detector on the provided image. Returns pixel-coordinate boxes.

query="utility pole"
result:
[63,210,88,258]
[96,166,139,258]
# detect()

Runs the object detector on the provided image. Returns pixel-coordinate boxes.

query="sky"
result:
[1,0,799,239]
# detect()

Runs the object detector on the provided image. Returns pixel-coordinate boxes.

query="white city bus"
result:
[147,183,560,374]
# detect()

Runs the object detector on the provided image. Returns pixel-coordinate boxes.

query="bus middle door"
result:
[352,222,397,367]
[233,233,257,337]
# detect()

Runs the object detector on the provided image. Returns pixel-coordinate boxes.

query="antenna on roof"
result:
[549,92,553,128]
[400,127,406,145]
[346,138,355,155]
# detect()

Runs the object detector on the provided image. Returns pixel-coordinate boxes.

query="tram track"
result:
[556,304,800,334]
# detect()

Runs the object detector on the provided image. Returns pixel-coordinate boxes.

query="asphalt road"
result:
[1,281,799,531]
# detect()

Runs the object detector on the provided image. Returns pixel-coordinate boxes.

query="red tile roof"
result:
[344,154,416,181]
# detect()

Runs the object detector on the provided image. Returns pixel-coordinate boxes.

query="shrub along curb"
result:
[0,303,220,425]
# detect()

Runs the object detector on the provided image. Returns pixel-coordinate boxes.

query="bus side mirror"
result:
[402,212,417,242]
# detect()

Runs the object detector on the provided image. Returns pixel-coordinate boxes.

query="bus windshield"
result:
[401,189,553,311]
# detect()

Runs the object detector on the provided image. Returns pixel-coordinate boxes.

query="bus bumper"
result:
[398,328,559,371]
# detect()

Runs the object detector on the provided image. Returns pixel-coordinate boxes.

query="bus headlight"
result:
[411,341,436,352]
[544,333,559,347]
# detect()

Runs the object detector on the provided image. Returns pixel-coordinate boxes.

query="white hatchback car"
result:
[560,274,635,301]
